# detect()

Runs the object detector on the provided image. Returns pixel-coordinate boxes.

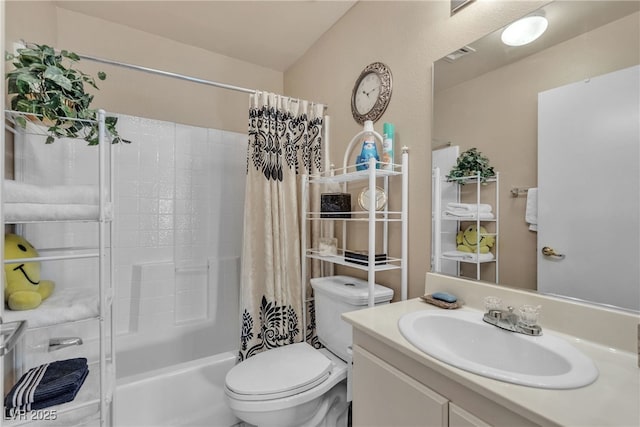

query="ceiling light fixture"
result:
[501,16,548,47]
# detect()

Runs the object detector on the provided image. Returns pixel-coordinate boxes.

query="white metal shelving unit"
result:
[432,168,499,282]
[301,127,408,322]
[2,110,115,427]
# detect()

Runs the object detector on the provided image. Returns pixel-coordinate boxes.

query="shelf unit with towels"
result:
[432,168,499,283]
[2,110,115,426]
[301,125,409,324]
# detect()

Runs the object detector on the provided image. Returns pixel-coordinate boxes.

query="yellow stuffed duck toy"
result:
[456,225,495,254]
[4,233,55,310]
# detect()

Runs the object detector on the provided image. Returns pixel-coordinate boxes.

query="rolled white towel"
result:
[4,180,99,205]
[442,250,495,262]
[443,210,495,219]
[3,288,98,328]
[4,203,104,222]
[446,203,493,213]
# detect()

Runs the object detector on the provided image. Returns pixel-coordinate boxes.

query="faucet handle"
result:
[518,304,541,326]
[484,296,503,312]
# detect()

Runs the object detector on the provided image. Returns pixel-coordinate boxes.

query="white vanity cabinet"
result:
[449,403,492,427]
[352,345,448,426]
[346,276,640,427]
[351,332,539,427]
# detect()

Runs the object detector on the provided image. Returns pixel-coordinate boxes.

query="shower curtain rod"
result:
[77,52,256,94]
[77,52,328,108]
[20,41,327,106]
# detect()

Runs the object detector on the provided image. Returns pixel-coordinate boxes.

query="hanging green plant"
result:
[5,43,130,145]
[446,147,495,184]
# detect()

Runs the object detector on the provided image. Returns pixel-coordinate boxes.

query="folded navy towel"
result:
[4,358,89,411]
[5,368,89,417]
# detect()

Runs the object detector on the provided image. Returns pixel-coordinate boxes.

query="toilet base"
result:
[233,381,348,427]
[300,381,348,427]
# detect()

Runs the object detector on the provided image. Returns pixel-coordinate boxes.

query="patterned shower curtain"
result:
[239,92,326,361]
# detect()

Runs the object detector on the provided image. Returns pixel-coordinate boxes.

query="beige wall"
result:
[5,1,283,134]
[285,0,548,299]
[5,0,565,300]
[434,12,640,290]
[4,1,57,112]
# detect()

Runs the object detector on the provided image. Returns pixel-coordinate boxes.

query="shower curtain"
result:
[239,92,326,361]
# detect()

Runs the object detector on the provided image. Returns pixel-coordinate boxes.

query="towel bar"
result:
[49,337,83,352]
[0,319,27,356]
[175,265,209,272]
[510,187,531,197]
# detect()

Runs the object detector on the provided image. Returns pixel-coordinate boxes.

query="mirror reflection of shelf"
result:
[440,252,496,264]
[432,168,499,283]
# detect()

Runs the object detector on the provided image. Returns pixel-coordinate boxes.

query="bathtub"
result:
[115,351,240,427]
[115,320,238,379]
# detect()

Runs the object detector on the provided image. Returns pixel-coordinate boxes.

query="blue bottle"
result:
[356,121,380,171]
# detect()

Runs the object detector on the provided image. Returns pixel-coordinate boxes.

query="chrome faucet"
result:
[482,297,542,336]
[48,337,83,352]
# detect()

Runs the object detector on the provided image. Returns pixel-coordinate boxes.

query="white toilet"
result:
[225,275,394,427]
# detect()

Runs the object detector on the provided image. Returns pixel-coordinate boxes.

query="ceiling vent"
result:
[443,45,476,62]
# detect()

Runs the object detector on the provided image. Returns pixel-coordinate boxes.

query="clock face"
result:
[355,72,382,115]
[358,186,387,211]
[351,62,393,125]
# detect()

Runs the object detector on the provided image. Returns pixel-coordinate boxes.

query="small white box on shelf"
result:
[318,237,338,256]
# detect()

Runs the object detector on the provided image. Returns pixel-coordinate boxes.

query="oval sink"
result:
[398,309,598,389]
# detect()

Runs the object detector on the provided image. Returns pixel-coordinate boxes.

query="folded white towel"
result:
[4,180,99,205]
[442,250,495,262]
[525,188,538,232]
[4,203,104,222]
[446,203,493,213]
[3,288,98,328]
[443,211,495,220]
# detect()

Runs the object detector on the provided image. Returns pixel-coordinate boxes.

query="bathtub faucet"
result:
[48,337,83,352]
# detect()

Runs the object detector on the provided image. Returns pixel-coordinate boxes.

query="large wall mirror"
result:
[432,1,639,312]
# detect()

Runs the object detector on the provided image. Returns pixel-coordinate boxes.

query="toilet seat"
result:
[225,343,333,401]
[225,347,348,415]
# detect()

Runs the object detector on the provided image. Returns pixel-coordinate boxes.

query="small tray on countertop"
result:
[420,294,463,309]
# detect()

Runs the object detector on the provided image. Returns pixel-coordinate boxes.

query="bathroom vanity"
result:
[343,273,640,427]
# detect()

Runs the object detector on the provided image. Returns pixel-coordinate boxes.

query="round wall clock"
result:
[358,186,387,211]
[351,62,393,125]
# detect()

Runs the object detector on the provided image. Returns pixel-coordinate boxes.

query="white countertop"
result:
[343,298,640,427]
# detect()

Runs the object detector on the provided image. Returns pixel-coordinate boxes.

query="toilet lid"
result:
[225,342,333,400]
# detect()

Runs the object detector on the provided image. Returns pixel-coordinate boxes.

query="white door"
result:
[432,146,460,276]
[538,65,639,311]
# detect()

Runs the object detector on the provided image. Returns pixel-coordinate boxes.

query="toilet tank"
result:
[310,275,393,362]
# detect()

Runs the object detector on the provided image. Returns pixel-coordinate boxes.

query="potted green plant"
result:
[446,147,495,184]
[5,43,129,145]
